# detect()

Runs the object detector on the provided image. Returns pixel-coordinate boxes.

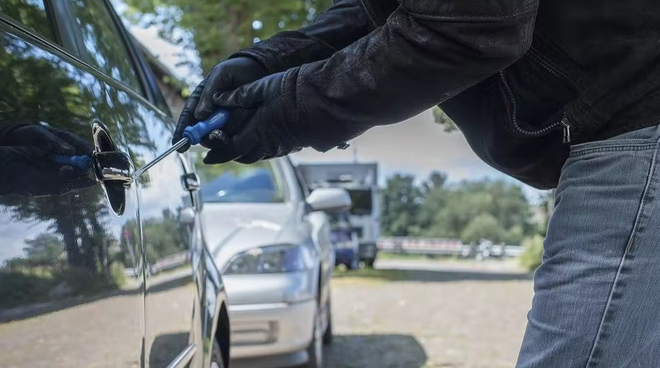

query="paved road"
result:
[0,269,194,368]
[326,259,534,368]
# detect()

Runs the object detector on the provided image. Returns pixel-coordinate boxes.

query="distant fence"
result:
[377,237,522,258]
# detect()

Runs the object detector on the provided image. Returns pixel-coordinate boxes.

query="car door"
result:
[57,1,202,367]
[0,2,145,368]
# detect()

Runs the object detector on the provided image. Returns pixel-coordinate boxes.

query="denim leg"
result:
[516,124,660,368]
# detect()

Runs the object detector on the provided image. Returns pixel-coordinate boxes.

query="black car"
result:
[0,1,229,368]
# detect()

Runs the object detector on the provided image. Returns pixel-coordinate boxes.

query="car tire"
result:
[210,339,225,368]
[305,300,324,368]
[323,299,333,345]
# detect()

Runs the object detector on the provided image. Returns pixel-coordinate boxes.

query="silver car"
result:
[195,157,350,368]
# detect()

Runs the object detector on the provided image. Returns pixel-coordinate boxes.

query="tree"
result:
[381,175,422,236]
[502,225,525,245]
[520,235,544,271]
[120,0,334,76]
[432,106,458,133]
[381,173,534,243]
[460,214,505,244]
[23,234,65,267]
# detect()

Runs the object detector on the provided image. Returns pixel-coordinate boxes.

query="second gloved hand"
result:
[172,57,269,152]
[201,69,306,164]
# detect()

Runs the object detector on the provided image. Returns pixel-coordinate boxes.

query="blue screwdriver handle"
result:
[55,155,92,170]
[182,109,230,146]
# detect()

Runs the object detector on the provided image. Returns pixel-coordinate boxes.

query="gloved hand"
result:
[0,124,95,196]
[172,57,269,152]
[199,69,307,164]
[1,124,89,156]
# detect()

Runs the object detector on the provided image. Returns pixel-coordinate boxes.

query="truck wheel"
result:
[210,339,225,368]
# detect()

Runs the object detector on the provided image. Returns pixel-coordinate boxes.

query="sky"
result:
[125,22,545,202]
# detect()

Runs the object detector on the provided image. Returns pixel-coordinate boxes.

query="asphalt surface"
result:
[326,259,534,368]
[0,259,532,368]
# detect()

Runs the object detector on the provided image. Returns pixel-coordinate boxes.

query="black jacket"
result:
[236,0,660,189]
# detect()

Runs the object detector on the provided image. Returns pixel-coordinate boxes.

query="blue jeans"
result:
[517,124,660,367]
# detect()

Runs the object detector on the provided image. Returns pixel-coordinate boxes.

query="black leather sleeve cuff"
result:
[232,32,338,74]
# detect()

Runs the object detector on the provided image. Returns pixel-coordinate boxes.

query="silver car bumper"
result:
[223,271,317,361]
[229,300,315,359]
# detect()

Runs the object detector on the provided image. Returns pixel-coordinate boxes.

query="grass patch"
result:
[333,267,412,283]
[377,252,435,261]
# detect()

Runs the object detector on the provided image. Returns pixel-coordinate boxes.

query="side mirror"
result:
[306,188,352,213]
[179,207,196,225]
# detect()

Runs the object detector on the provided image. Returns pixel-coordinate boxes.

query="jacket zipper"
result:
[560,117,572,144]
[498,70,574,144]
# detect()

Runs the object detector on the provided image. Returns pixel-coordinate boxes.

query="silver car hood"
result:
[201,202,302,269]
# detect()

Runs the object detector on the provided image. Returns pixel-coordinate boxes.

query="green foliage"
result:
[120,0,334,75]
[0,0,54,40]
[520,235,544,271]
[0,263,127,309]
[382,173,535,244]
[143,209,188,264]
[461,214,504,244]
[502,225,525,245]
[381,174,423,236]
[432,106,458,133]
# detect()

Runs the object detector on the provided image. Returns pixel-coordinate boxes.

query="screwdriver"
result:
[132,109,230,179]
[55,154,93,170]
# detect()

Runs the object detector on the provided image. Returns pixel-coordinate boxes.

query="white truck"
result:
[297,162,381,267]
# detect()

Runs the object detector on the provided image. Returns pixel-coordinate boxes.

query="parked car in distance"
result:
[195,157,350,368]
[0,1,229,367]
[328,211,360,270]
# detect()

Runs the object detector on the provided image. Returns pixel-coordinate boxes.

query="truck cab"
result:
[297,163,380,267]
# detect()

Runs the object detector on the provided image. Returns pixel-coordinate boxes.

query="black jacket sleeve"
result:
[283,0,539,151]
[233,0,398,73]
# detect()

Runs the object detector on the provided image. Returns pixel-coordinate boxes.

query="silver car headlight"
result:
[224,244,314,275]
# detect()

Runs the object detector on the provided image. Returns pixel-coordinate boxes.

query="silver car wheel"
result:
[211,363,220,368]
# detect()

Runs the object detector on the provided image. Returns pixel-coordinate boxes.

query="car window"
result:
[347,188,373,215]
[0,0,55,41]
[68,0,141,92]
[197,160,286,203]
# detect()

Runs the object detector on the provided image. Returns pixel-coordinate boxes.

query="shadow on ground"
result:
[334,267,531,283]
[0,270,192,324]
[149,332,190,367]
[325,334,427,368]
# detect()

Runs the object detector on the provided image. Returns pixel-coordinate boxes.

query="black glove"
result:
[0,124,87,155]
[200,69,307,165]
[172,57,269,152]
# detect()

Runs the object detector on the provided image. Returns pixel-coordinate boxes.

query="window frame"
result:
[0,0,174,132]
[52,0,149,99]
[104,0,170,114]
[0,0,60,45]
[0,0,175,118]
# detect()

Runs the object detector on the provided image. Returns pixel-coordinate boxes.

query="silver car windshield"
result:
[197,160,285,203]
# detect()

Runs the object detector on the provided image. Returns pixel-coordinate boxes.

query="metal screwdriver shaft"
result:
[132,109,230,179]
[132,139,188,179]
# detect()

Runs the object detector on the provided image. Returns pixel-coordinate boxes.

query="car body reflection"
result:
[0,1,229,367]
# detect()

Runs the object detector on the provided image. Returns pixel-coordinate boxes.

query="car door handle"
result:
[93,151,134,185]
[181,173,200,191]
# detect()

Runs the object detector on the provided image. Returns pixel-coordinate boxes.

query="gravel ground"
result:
[325,259,534,368]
